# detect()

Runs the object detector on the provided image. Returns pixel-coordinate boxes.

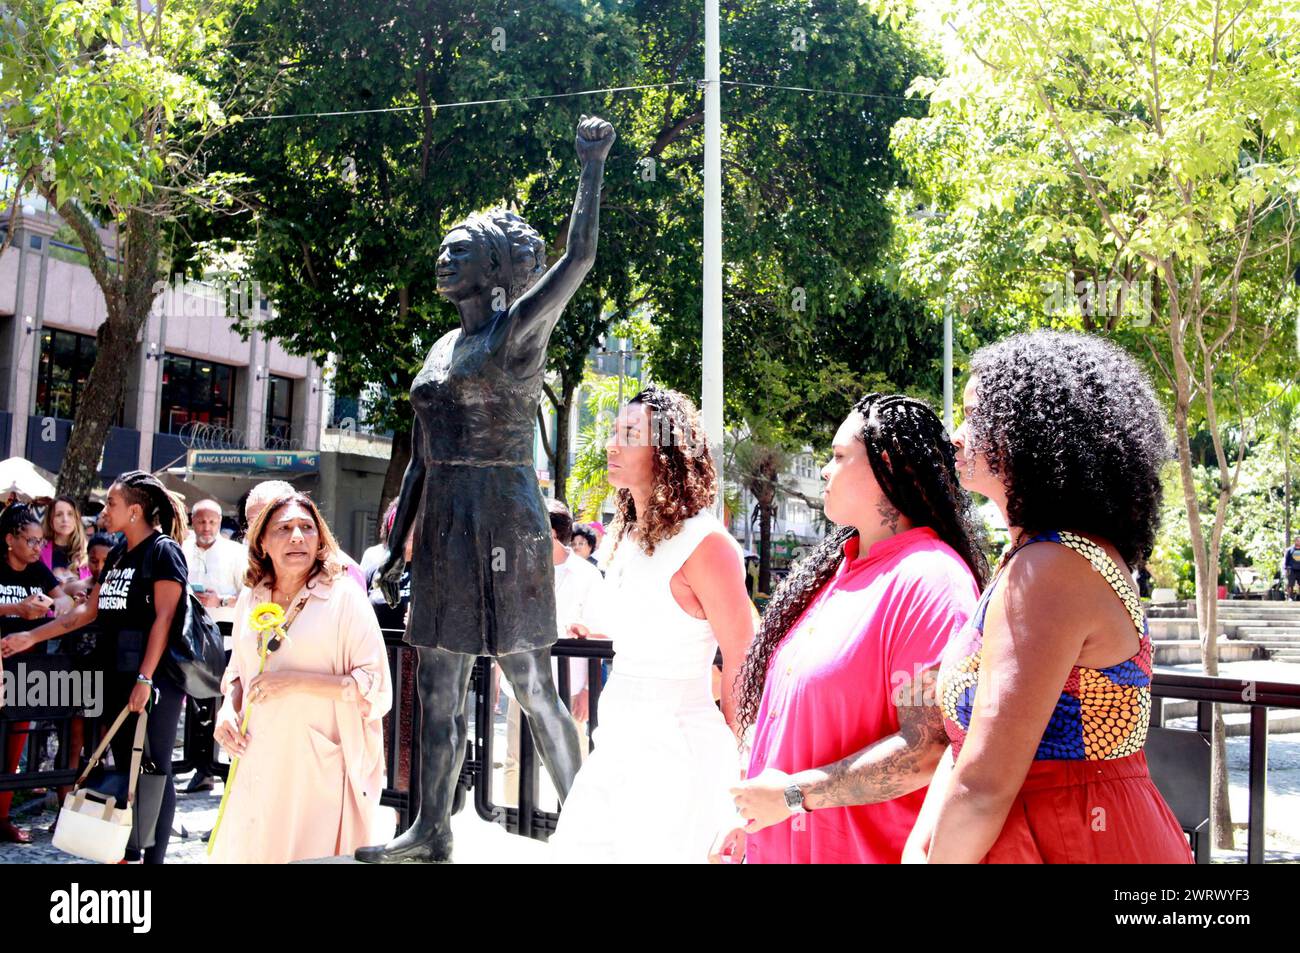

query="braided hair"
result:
[113,470,188,543]
[0,503,42,555]
[734,393,990,735]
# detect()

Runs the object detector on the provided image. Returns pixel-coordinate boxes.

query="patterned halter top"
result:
[938,530,1153,761]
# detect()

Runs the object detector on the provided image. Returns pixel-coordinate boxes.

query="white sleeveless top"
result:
[586,510,743,681]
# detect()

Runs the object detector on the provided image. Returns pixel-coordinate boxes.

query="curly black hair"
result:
[967,329,1170,568]
[735,393,990,735]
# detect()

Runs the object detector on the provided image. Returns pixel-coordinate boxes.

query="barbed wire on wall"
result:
[178,421,308,453]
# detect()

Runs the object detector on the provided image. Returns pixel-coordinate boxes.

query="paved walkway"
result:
[3,675,1298,863]
[1,706,549,864]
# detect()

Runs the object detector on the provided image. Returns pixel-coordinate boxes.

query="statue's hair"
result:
[488,208,546,301]
[454,212,514,302]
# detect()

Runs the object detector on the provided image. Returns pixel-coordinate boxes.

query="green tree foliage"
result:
[0,0,256,501]
[625,0,939,446]
[192,0,639,506]
[891,0,1300,850]
[199,0,939,521]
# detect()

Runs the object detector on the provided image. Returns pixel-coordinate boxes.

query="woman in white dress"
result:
[551,386,755,863]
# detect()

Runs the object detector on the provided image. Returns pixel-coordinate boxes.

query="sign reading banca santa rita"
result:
[188,450,319,473]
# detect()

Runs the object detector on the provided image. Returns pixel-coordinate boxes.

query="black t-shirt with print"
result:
[97,532,188,673]
[0,558,61,636]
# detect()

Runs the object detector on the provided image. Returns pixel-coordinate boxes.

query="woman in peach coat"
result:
[211,492,393,864]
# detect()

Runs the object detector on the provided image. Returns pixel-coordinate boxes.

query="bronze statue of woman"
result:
[356,115,615,863]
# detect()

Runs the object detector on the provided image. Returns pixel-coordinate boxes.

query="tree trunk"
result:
[1181,472,1235,851]
[1285,434,1293,544]
[757,498,773,595]
[1168,297,1234,851]
[378,424,412,541]
[551,380,576,505]
[57,210,161,503]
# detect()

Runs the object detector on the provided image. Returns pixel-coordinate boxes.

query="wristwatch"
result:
[784,783,809,815]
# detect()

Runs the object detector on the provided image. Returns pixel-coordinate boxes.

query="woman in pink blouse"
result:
[711,394,989,864]
[211,493,393,864]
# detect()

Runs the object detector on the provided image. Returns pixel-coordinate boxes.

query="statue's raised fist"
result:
[576,114,615,164]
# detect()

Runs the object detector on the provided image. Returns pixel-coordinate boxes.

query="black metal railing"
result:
[6,642,1300,864]
[0,654,84,797]
[1148,671,1300,864]
[376,639,1300,864]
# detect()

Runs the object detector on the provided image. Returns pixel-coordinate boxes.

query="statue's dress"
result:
[405,308,556,656]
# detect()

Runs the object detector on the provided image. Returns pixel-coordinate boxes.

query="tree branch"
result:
[40,185,120,300]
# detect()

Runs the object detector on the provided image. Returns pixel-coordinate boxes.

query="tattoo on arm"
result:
[802,674,949,809]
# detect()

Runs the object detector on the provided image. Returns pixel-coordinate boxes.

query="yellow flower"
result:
[250,602,286,632]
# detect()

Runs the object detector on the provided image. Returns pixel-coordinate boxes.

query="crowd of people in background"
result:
[0,328,1211,864]
[0,470,391,862]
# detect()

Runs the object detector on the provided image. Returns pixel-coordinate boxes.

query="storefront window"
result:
[159,354,236,434]
[265,374,294,447]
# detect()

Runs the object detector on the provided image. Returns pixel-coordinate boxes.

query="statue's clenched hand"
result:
[575,114,615,165]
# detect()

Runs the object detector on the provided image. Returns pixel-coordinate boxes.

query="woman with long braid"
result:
[2,470,189,862]
[711,394,988,864]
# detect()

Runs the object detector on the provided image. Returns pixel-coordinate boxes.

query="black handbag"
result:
[158,590,226,699]
[63,625,99,661]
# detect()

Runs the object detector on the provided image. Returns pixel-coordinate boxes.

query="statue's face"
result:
[436,227,492,299]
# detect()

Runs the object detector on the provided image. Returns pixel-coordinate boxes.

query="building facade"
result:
[0,206,326,506]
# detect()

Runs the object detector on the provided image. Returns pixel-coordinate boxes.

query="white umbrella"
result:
[0,457,58,502]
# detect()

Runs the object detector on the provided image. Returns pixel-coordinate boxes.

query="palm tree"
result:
[732,436,788,595]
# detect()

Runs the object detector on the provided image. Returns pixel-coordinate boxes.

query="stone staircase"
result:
[1159,700,1300,736]
[1146,600,1300,665]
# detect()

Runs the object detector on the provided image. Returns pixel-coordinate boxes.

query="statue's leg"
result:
[497,648,583,803]
[355,646,476,863]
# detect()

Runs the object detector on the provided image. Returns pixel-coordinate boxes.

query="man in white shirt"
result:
[182,499,246,625]
[180,499,245,793]
[502,500,603,806]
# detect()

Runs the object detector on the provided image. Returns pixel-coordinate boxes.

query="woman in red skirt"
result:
[907,330,1192,864]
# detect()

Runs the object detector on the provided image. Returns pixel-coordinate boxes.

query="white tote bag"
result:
[52,705,148,864]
